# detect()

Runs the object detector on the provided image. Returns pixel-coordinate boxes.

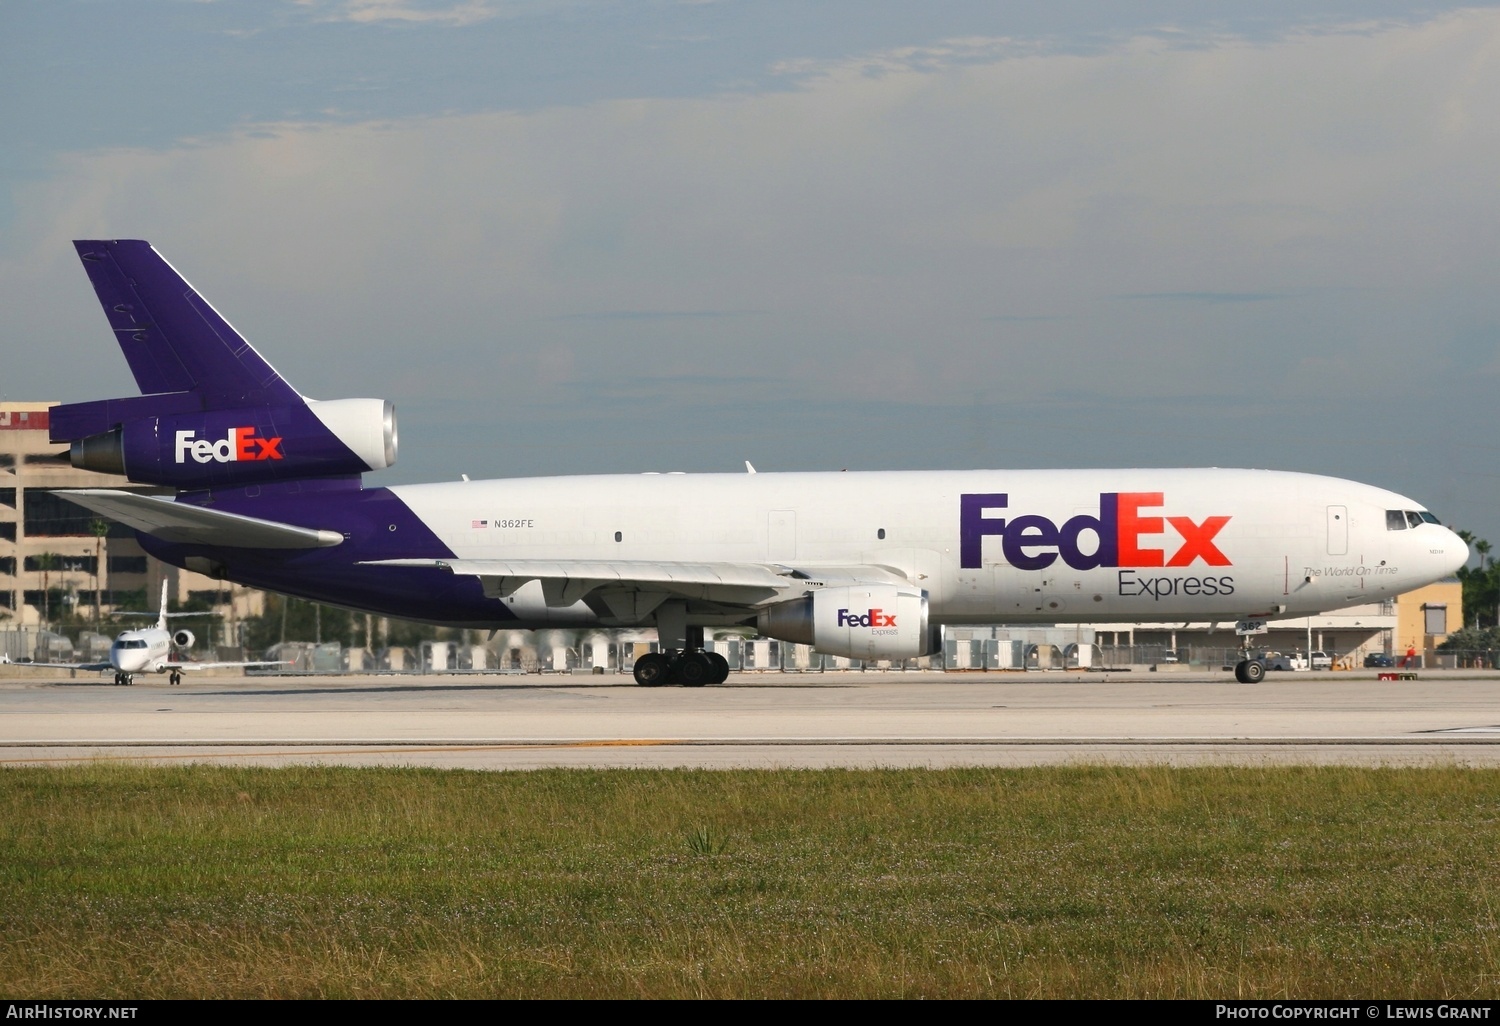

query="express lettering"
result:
[960,492,1231,571]
[1117,570,1235,600]
[174,427,284,464]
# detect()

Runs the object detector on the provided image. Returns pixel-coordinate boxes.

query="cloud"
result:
[5,9,1500,420]
[310,1,505,26]
[1120,292,1298,304]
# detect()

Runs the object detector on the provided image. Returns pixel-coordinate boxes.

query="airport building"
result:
[1084,576,1461,669]
[0,403,260,645]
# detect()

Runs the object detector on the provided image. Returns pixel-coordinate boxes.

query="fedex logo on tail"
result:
[960,492,1231,571]
[174,427,284,464]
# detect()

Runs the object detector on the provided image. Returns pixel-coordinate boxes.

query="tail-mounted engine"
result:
[756,584,938,660]
[53,397,397,489]
[171,628,196,649]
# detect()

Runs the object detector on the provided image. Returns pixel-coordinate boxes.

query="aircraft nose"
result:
[1444,528,1471,576]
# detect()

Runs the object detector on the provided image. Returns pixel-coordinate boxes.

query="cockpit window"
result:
[1389,509,1442,530]
[113,639,148,650]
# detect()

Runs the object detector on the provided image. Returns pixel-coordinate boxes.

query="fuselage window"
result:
[1386,510,1407,531]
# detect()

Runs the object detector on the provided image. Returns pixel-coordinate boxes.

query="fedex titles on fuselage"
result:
[961,491,1235,599]
[174,427,283,464]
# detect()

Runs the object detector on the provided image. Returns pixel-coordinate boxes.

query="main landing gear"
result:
[169,670,182,686]
[633,649,731,687]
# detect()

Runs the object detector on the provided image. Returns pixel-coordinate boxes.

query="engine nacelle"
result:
[60,398,397,489]
[172,628,196,649]
[756,584,936,660]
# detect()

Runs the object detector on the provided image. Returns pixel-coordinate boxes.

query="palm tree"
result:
[34,551,57,627]
[90,519,109,630]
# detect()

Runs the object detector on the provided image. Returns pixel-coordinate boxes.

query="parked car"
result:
[1249,650,1308,671]
[1364,653,1395,668]
[1310,651,1333,670]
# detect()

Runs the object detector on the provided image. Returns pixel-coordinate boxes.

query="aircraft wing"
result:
[26,661,113,671]
[364,558,795,609]
[173,660,293,671]
[56,490,343,549]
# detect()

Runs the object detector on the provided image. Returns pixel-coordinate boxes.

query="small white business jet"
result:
[38,581,285,686]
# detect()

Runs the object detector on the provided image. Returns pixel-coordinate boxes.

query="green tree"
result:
[1456,532,1500,629]
[239,594,443,655]
[33,552,58,626]
[1437,625,1500,667]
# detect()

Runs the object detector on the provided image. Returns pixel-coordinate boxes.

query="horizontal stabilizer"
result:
[365,558,793,607]
[57,489,343,549]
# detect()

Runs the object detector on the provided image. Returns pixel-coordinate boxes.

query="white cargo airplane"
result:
[48,241,1470,687]
[40,582,285,686]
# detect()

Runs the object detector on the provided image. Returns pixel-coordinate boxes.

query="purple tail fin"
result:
[52,240,398,489]
[71,240,301,407]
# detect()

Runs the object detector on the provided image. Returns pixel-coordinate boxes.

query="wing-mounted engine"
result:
[54,397,397,488]
[171,628,196,649]
[756,584,938,660]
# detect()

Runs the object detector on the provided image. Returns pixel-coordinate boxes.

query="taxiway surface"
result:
[2,668,1499,769]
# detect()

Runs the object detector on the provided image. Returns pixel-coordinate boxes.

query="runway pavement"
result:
[2,667,1499,769]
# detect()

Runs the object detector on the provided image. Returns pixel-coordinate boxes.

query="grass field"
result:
[1,763,1497,998]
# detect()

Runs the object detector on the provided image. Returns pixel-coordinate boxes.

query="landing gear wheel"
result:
[677,652,714,687]
[113,672,124,687]
[1234,659,1266,684]
[170,670,182,687]
[633,652,670,687]
[707,652,730,685]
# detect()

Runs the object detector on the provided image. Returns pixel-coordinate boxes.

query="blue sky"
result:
[3,1,1498,548]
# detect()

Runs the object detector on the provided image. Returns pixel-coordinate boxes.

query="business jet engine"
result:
[57,398,397,489]
[171,628,195,649]
[756,584,938,660]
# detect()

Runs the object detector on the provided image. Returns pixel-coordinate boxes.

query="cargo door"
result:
[1327,505,1348,556]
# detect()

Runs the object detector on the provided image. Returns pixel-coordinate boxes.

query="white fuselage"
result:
[390,467,1467,627]
[109,629,172,674]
